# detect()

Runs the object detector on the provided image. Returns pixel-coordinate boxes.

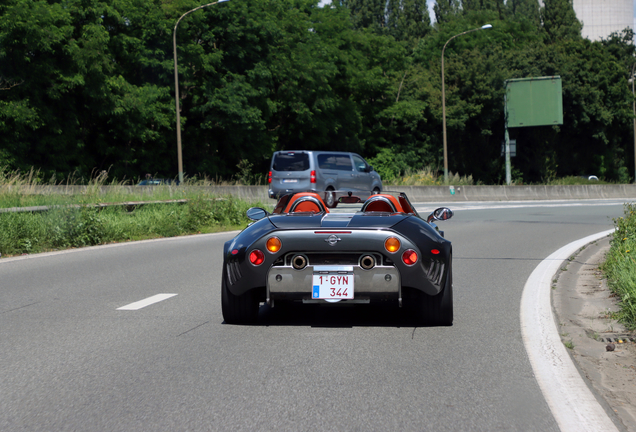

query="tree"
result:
[540,0,582,43]
[507,0,540,27]
[341,0,387,32]
[433,0,461,25]
[387,0,432,43]
[462,0,506,20]
[0,0,175,179]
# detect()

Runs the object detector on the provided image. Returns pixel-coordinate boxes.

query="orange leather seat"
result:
[283,192,329,213]
[362,194,404,213]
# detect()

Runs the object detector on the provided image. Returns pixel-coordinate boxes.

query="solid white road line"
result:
[117,293,178,311]
[0,230,240,264]
[520,229,618,432]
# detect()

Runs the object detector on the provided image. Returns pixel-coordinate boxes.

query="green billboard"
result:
[505,76,563,128]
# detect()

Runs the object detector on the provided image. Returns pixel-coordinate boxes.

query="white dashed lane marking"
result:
[117,293,178,310]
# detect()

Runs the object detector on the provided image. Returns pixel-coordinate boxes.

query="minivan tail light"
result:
[268,171,272,184]
[310,170,316,183]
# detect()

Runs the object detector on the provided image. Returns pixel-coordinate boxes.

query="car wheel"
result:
[372,187,380,195]
[221,269,259,324]
[419,259,453,326]
[324,189,336,208]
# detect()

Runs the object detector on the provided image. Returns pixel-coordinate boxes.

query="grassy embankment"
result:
[601,204,636,330]
[382,166,610,186]
[0,169,263,257]
[0,167,620,258]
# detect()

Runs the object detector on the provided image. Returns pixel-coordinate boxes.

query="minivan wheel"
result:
[324,189,336,208]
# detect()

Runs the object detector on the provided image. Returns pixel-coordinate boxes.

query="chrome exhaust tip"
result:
[292,255,308,270]
[360,255,376,270]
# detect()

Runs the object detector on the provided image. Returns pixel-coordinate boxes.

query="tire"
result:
[419,259,453,326]
[372,187,381,195]
[221,269,259,324]
[324,189,336,208]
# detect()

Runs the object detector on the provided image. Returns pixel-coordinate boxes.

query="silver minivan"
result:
[268,150,382,207]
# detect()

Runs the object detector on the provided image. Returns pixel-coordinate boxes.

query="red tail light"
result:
[310,170,316,183]
[268,171,272,184]
[402,249,418,266]
[249,249,265,265]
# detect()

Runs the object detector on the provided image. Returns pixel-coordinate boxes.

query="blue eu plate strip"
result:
[312,285,320,298]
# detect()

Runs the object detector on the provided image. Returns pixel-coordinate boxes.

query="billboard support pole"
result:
[505,127,511,185]
[504,83,511,185]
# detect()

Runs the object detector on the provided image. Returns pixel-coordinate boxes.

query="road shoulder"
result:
[553,236,636,431]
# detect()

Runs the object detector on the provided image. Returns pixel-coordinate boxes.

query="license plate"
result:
[312,266,354,300]
[282,179,298,183]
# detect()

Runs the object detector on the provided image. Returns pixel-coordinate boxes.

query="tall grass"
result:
[601,203,636,330]
[0,166,266,209]
[546,176,610,186]
[390,167,477,186]
[0,196,258,257]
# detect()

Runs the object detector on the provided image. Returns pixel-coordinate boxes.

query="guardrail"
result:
[0,199,188,214]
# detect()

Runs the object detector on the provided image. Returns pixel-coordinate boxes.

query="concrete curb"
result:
[520,229,618,432]
[7,184,636,203]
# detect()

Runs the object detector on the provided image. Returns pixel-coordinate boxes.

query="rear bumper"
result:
[268,187,316,199]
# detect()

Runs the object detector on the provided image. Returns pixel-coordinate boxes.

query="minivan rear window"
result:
[317,154,352,171]
[272,153,310,171]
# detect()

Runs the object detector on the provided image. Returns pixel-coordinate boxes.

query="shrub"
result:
[601,203,636,329]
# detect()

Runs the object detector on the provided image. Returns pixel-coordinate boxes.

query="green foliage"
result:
[601,203,636,330]
[507,0,540,27]
[540,0,582,43]
[546,176,609,185]
[618,166,631,184]
[50,207,106,248]
[433,0,461,24]
[0,0,635,185]
[367,148,413,183]
[0,197,255,256]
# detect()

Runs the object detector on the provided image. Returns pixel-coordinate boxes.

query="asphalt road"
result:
[0,199,628,431]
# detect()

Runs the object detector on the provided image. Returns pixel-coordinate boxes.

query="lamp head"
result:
[481,24,493,29]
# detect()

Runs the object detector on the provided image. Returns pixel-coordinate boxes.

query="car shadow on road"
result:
[253,302,440,328]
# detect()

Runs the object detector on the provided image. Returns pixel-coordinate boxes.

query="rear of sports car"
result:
[222,212,453,326]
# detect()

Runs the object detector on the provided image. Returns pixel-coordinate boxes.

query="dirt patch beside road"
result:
[553,236,636,431]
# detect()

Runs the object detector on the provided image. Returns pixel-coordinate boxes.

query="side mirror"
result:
[427,207,453,223]
[367,165,374,172]
[246,207,268,221]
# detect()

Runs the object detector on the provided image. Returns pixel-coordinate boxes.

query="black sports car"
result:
[222,191,453,325]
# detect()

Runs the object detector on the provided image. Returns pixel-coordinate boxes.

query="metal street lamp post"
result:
[441,24,492,185]
[173,0,230,184]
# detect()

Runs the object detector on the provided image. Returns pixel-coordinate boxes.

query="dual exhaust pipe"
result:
[290,254,376,270]
[359,255,376,270]
[292,255,308,270]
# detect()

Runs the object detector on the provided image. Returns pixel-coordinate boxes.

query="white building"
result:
[537,0,634,40]
[573,0,633,40]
